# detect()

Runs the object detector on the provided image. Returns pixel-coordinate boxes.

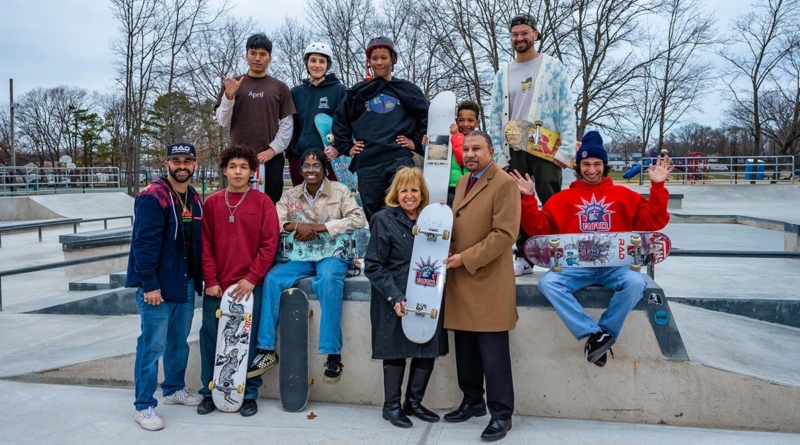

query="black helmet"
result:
[366,36,398,65]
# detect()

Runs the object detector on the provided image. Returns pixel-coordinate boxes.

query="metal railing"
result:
[0,166,121,195]
[0,252,129,311]
[625,155,797,185]
[0,215,133,248]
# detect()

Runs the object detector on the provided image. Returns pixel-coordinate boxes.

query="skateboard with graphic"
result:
[249,164,266,193]
[279,288,313,412]
[278,228,370,263]
[423,91,456,205]
[503,119,578,167]
[524,232,671,272]
[209,284,253,413]
[314,114,361,205]
[402,203,453,344]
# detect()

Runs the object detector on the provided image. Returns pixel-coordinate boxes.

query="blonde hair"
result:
[384,167,429,209]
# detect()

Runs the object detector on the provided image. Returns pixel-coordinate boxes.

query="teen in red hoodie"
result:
[511,131,674,367]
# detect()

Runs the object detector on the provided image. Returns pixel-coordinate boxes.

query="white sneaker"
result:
[163,388,202,406]
[134,407,164,431]
[514,257,533,276]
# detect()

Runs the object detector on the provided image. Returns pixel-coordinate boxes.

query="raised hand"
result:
[648,154,674,183]
[449,123,458,135]
[221,73,244,100]
[509,169,535,195]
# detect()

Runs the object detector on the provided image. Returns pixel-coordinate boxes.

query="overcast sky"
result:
[0,0,743,129]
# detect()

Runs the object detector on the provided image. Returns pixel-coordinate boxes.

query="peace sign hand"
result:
[221,73,244,100]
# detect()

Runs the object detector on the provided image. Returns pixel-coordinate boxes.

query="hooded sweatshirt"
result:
[521,177,670,236]
[332,77,429,171]
[290,73,347,157]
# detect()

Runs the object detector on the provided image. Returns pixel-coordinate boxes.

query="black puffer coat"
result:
[364,206,449,360]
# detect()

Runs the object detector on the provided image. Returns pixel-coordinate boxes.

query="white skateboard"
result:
[249,164,266,193]
[423,91,456,206]
[402,203,453,344]
[209,285,253,412]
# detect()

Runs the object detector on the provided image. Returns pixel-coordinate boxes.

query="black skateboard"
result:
[279,288,312,412]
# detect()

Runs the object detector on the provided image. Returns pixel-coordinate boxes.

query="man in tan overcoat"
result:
[443,130,520,441]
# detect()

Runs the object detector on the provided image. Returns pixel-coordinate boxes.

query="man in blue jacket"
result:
[126,142,204,431]
[287,42,347,185]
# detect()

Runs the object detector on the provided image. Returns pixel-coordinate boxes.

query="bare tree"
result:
[270,18,312,86]
[761,46,800,156]
[15,87,89,166]
[719,0,800,155]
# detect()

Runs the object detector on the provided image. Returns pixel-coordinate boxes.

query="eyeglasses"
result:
[510,30,534,39]
[301,164,323,172]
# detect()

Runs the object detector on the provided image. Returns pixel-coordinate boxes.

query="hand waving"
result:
[509,169,535,196]
[647,155,674,183]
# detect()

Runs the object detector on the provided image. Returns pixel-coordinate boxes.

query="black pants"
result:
[261,154,286,205]
[510,149,562,256]
[358,156,415,223]
[453,330,514,420]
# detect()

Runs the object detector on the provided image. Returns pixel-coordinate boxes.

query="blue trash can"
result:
[745,159,754,180]
[756,160,765,180]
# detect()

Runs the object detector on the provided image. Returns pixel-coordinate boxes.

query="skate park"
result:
[0,181,799,444]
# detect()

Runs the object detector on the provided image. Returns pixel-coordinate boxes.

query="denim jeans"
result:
[198,284,263,400]
[256,258,350,355]
[133,280,196,410]
[537,267,646,340]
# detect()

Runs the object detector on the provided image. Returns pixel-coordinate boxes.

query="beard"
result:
[514,40,534,54]
[168,166,194,183]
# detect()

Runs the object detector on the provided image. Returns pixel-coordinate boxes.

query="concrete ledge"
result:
[672,298,800,329]
[641,193,684,209]
[669,213,800,251]
[59,227,132,251]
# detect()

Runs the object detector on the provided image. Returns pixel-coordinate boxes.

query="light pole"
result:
[9,79,16,169]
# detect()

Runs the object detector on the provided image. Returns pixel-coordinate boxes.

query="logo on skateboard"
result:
[575,195,614,232]
[413,256,441,288]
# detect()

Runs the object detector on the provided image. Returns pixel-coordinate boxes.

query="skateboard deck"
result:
[423,91,456,205]
[279,288,312,412]
[403,203,453,343]
[249,163,266,193]
[524,232,671,272]
[503,119,577,167]
[314,113,361,205]
[209,284,253,413]
[278,228,370,262]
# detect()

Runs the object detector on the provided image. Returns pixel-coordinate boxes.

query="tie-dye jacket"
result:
[486,53,577,169]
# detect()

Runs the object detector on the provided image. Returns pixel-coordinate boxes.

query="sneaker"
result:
[585,330,616,364]
[240,398,258,417]
[514,257,533,276]
[197,396,216,415]
[163,388,201,406]
[134,406,164,431]
[247,349,278,378]
[323,354,344,383]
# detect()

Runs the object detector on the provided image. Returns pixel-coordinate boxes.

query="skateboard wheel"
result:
[237,384,244,394]
[215,309,221,319]
[534,119,543,126]
[208,381,215,391]
[412,225,420,236]
[442,230,450,240]
[631,264,642,272]
[552,265,563,273]
[660,149,668,155]
[631,236,642,245]
[309,309,313,318]
[430,309,438,319]
[549,239,560,248]
[309,377,314,386]
[244,312,251,322]
[326,134,334,143]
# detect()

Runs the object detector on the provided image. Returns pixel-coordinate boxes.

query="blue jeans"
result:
[256,258,350,355]
[537,267,646,340]
[133,280,196,410]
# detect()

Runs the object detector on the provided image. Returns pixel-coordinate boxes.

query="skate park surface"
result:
[1,185,799,444]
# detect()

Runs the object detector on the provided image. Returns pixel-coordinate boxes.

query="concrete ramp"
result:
[0,197,63,221]
[29,192,134,218]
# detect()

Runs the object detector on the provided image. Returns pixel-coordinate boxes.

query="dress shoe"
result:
[443,403,487,423]
[240,399,258,417]
[481,418,512,441]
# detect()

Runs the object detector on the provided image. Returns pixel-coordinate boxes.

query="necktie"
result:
[466,176,478,195]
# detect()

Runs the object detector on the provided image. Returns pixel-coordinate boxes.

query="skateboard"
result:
[402,203,453,343]
[279,288,313,412]
[423,91,456,205]
[314,113,361,205]
[249,163,266,193]
[209,284,253,413]
[278,228,370,262]
[503,119,577,167]
[524,232,671,272]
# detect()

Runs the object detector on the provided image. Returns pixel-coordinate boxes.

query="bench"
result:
[58,228,132,275]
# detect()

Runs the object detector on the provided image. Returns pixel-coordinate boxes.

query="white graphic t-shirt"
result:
[508,55,543,120]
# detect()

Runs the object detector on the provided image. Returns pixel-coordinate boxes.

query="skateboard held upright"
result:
[209,284,253,413]
[314,113,361,205]
[279,288,313,412]
[403,203,453,344]
[423,91,456,205]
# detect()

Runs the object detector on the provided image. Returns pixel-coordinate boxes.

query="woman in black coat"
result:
[365,166,449,429]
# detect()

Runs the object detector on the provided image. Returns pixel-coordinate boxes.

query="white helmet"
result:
[304,42,333,62]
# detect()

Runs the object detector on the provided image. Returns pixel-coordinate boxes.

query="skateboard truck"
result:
[528,119,544,145]
[411,225,451,241]
[404,303,439,319]
[549,238,563,272]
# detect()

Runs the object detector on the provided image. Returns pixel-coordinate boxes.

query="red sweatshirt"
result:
[521,177,670,235]
[202,189,279,290]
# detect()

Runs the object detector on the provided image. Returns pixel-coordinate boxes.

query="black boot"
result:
[382,362,413,428]
[403,363,440,422]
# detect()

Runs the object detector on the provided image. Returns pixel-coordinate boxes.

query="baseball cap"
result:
[509,13,542,41]
[166,142,197,160]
